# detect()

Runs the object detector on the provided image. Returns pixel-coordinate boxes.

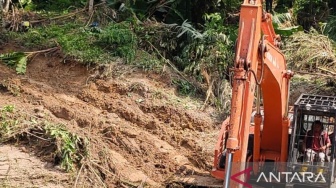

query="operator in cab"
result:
[302,120,331,166]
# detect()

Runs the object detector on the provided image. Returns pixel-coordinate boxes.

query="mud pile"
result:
[0,49,223,187]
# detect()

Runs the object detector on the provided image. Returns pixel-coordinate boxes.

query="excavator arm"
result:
[211,0,293,187]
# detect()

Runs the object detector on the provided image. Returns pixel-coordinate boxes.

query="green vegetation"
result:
[322,15,336,41]
[0,52,27,74]
[135,50,162,71]
[0,105,18,137]
[0,0,335,107]
[0,1,335,187]
[4,21,137,65]
[173,78,197,96]
[293,0,329,30]
[97,22,138,63]
[0,105,87,172]
[45,123,87,171]
[0,2,335,187]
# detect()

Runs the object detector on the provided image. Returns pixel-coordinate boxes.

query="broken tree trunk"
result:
[0,1,2,31]
[88,0,94,14]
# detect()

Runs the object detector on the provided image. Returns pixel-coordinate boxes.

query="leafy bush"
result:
[98,22,138,63]
[272,12,302,37]
[170,13,235,110]
[172,79,196,96]
[321,15,336,41]
[293,0,329,30]
[45,123,86,172]
[173,13,235,80]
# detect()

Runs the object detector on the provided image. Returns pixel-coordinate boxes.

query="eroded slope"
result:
[0,51,222,187]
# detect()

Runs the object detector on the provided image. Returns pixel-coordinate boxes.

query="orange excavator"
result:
[211,0,336,188]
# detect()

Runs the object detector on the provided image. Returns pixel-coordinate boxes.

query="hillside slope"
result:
[0,45,223,187]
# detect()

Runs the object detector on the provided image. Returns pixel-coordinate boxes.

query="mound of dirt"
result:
[0,46,223,187]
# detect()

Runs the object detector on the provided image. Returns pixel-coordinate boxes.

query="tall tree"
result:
[89,0,94,13]
[0,0,3,31]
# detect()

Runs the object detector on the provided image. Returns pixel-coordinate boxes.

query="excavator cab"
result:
[287,94,336,188]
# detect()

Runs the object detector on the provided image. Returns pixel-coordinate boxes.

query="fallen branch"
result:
[30,2,105,24]
[119,178,141,188]
[88,163,107,188]
[0,47,60,74]
[90,160,116,177]
[85,9,95,27]
[295,71,335,77]
[74,162,85,188]
[25,131,51,141]
[201,79,214,111]
[24,47,60,56]
[317,67,336,75]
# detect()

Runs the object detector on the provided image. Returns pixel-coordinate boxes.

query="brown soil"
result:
[0,45,223,187]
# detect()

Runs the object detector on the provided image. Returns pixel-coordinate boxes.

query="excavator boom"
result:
[211,0,293,187]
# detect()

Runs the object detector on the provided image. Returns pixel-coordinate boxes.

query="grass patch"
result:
[134,50,162,71]
[4,21,138,65]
